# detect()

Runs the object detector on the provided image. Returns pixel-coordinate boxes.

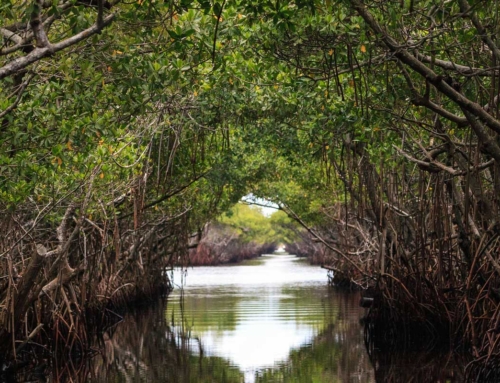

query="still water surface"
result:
[5,253,469,382]
[166,253,374,382]
[80,253,465,382]
[72,254,465,383]
[79,253,375,382]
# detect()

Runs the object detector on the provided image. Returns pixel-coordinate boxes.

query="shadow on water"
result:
[3,299,243,383]
[359,293,467,383]
[88,291,376,382]
[364,329,467,383]
[168,294,374,383]
[4,294,374,382]
[88,299,243,382]
[102,294,375,382]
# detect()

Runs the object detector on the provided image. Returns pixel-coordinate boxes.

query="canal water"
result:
[36,252,465,382]
[167,253,374,382]
[87,253,376,382]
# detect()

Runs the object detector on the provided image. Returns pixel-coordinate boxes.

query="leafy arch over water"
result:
[2,0,500,374]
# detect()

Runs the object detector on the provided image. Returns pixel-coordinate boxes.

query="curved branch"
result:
[0,28,23,45]
[350,0,500,135]
[0,13,115,80]
[416,52,498,77]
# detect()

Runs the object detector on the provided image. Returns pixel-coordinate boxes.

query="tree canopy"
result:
[3,0,500,373]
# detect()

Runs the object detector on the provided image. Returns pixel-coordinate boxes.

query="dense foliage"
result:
[3,0,500,375]
[221,204,297,244]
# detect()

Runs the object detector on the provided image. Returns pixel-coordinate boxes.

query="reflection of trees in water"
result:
[9,292,474,383]
[86,300,243,383]
[255,292,374,383]
[254,322,373,383]
[364,327,466,383]
[7,300,242,383]
[9,292,373,382]
[167,292,241,334]
[88,293,374,383]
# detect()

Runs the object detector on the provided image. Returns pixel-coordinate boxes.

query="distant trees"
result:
[188,204,300,265]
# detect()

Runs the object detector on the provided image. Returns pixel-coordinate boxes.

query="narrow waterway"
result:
[12,252,468,382]
[167,253,374,382]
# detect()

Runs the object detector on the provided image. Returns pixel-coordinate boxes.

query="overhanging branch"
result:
[0,13,115,80]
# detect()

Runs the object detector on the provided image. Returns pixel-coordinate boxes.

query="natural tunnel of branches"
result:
[3,0,500,378]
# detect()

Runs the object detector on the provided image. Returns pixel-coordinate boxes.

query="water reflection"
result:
[367,347,465,383]
[87,301,244,382]
[85,294,374,383]
[5,253,470,382]
[166,254,374,382]
[365,331,466,383]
